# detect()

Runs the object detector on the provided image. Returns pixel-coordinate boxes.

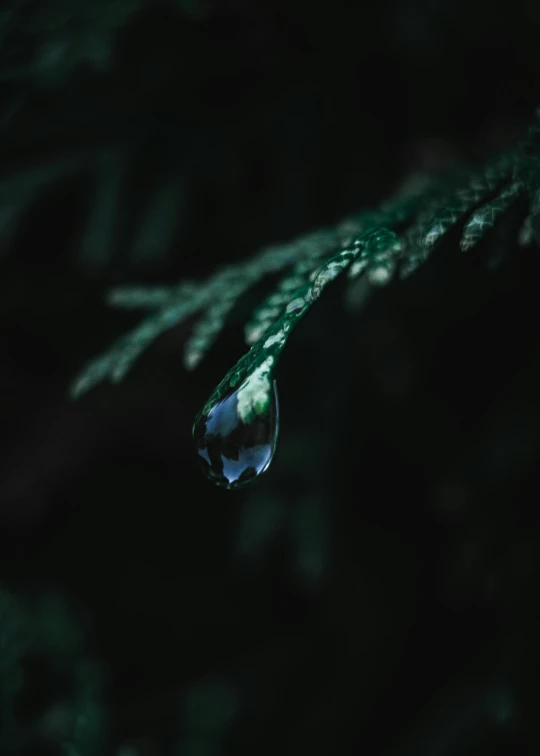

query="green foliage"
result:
[0,0,205,85]
[0,0,205,273]
[72,110,540,411]
[0,138,189,272]
[0,1,142,84]
[0,587,106,756]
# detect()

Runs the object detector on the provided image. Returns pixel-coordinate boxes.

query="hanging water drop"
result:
[193,380,279,489]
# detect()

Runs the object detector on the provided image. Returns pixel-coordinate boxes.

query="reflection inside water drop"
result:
[193,381,279,489]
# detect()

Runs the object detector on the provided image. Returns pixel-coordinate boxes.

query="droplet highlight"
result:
[193,381,279,490]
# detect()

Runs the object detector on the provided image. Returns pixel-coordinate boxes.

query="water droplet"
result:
[193,381,279,489]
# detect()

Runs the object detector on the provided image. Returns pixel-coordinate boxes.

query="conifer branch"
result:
[72,110,540,400]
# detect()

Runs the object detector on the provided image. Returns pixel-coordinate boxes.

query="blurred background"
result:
[1,1,540,754]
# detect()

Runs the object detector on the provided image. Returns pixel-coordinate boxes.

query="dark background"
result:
[1,1,540,754]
